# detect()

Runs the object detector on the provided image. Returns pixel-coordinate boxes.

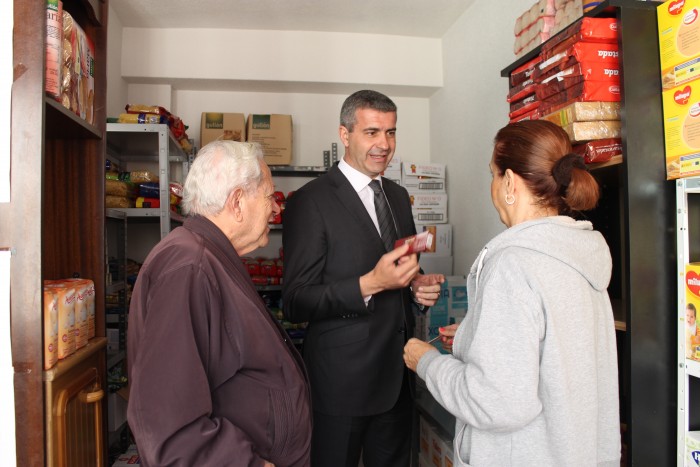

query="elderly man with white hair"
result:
[127,140,312,467]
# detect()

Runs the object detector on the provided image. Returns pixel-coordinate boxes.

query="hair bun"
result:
[552,153,586,193]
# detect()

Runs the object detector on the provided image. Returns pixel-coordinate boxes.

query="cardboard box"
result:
[402,174,446,192]
[107,327,120,352]
[658,0,700,90]
[200,113,246,149]
[661,80,700,179]
[413,208,448,225]
[409,192,448,210]
[111,444,140,466]
[403,162,446,178]
[247,114,293,165]
[418,224,452,256]
[416,276,467,350]
[419,416,433,457]
[687,431,700,466]
[108,392,128,432]
[419,255,453,276]
[686,263,700,361]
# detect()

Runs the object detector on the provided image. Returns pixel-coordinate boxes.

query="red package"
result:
[542,18,619,56]
[507,78,538,102]
[510,55,542,87]
[259,260,277,277]
[251,275,269,285]
[510,107,541,123]
[536,58,620,84]
[244,259,260,276]
[509,94,541,119]
[573,138,623,164]
[394,231,433,255]
[539,42,619,76]
[541,80,621,109]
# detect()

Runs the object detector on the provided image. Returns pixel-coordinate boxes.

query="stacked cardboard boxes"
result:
[400,162,452,274]
[658,0,700,179]
[418,416,455,467]
[200,112,293,166]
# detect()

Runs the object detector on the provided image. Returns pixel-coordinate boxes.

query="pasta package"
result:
[62,278,95,340]
[43,289,59,370]
[45,0,63,99]
[105,179,137,198]
[106,195,135,208]
[43,282,76,360]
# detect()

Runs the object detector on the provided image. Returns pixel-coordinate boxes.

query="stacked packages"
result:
[508,17,623,164]
[43,278,96,370]
[658,0,700,179]
[514,0,585,58]
[45,0,95,124]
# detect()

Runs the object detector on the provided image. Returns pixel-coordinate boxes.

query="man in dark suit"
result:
[282,90,444,467]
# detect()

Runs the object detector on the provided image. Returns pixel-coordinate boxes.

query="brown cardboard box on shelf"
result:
[200,113,246,149]
[247,114,293,165]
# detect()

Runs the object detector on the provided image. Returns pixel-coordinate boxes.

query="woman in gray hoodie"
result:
[404,120,621,467]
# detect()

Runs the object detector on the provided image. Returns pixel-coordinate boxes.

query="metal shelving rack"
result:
[106,123,189,239]
[105,208,127,367]
[677,177,700,466]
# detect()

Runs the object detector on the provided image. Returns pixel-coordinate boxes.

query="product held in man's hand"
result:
[394,231,433,254]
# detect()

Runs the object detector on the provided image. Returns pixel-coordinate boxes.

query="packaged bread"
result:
[541,101,621,126]
[43,282,76,360]
[43,289,59,370]
[563,120,621,142]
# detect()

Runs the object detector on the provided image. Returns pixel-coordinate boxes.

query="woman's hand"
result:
[403,338,438,372]
[437,323,459,353]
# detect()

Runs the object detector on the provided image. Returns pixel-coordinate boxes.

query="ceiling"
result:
[110,0,476,38]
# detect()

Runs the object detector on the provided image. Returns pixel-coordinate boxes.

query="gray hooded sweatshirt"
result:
[417,216,620,467]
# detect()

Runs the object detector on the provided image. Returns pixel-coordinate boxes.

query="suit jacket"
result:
[282,164,417,416]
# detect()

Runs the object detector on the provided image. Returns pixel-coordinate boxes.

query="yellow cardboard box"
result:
[661,80,700,178]
[658,0,700,90]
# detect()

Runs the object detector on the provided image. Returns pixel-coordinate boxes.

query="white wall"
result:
[106,4,127,118]
[116,28,439,165]
[109,0,536,272]
[431,0,534,274]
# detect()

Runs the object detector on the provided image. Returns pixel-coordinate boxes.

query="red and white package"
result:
[573,138,622,164]
[541,17,618,55]
[535,58,620,84]
[539,42,619,75]
[394,231,434,255]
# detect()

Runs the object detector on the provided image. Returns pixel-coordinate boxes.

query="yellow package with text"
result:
[661,80,700,178]
[685,263,700,361]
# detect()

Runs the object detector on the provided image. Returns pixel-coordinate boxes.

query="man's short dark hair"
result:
[340,90,397,132]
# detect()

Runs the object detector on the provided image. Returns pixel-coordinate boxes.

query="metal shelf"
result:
[677,176,700,465]
[106,123,189,240]
[270,166,328,177]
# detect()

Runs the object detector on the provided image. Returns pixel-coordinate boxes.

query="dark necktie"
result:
[369,179,398,252]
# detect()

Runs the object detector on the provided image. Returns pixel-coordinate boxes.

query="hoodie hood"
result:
[475,216,612,292]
